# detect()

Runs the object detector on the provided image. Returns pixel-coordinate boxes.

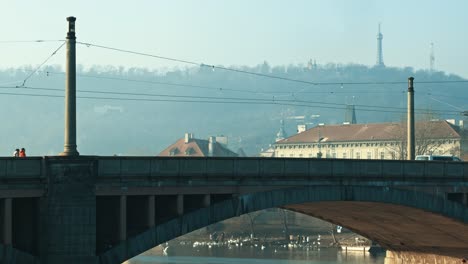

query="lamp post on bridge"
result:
[407,77,415,160]
[60,16,79,156]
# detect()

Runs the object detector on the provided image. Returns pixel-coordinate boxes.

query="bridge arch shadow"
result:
[99,185,468,264]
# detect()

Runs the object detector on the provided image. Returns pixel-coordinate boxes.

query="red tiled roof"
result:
[276,120,461,144]
[158,138,238,157]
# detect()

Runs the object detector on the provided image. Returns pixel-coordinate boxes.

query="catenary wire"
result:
[0,85,461,114]
[43,70,259,94]
[42,70,408,95]
[16,41,65,87]
[0,90,463,115]
[77,41,468,86]
[0,40,64,44]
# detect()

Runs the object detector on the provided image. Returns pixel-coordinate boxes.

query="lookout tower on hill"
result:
[376,23,385,67]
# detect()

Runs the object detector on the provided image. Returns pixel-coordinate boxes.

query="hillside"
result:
[0,63,465,156]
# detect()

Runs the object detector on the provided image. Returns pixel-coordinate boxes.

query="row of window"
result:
[279,151,392,159]
[277,149,451,159]
[275,140,457,150]
[280,152,396,159]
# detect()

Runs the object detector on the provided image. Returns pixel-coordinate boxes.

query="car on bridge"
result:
[415,155,462,161]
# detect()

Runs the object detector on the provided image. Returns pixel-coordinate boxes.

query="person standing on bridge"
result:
[13,149,19,157]
[19,148,26,157]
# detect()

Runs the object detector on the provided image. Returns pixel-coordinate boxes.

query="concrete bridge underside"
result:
[97,186,468,264]
[286,202,468,258]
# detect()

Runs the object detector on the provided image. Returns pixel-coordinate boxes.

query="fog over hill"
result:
[0,63,466,156]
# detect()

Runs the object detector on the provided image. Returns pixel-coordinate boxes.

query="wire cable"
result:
[44,70,259,94]
[17,41,65,87]
[0,90,460,115]
[0,85,462,114]
[41,70,410,95]
[0,39,64,44]
[77,41,468,86]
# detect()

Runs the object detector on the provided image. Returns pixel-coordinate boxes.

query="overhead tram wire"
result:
[41,70,407,95]
[43,70,259,94]
[0,85,457,113]
[0,84,460,114]
[0,85,461,115]
[76,41,406,86]
[77,41,468,87]
[16,41,66,87]
[0,90,452,114]
[0,39,64,44]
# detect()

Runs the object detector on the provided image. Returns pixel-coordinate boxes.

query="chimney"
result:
[215,135,228,147]
[459,120,465,129]
[446,119,456,125]
[297,124,307,134]
[208,136,216,157]
[184,133,193,143]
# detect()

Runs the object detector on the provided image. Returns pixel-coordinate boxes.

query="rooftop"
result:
[159,136,238,157]
[276,120,461,144]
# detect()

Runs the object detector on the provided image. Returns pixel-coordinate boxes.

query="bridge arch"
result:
[99,185,468,264]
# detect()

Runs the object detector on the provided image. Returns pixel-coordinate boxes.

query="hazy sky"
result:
[1,0,468,78]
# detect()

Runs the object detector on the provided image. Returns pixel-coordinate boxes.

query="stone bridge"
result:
[0,156,467,263]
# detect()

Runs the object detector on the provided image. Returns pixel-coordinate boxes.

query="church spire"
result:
[275,119,287,142]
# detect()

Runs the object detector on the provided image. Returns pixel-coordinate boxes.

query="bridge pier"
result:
[203,194,211,207]
[119,195,127,242]
[42,158,97,264]
[147,195,155,228]
[177,194,184,215]
[2,198,12,245]
[384,250,465,264]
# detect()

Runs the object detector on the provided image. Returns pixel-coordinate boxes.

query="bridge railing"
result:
[97,157,468,182]
[0,157,44,181]
[1,156,465,182]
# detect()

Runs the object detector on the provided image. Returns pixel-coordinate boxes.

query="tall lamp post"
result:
[407,77,415,160]
[60,17,79,156]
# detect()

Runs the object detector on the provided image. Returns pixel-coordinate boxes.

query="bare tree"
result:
[385,117,451,159]
[329,224,339,246]
[279,208,290,242]
[244,211,263,239]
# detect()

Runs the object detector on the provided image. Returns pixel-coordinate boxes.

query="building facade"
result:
[274,120,463,160]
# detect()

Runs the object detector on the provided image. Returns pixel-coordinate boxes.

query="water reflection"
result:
[127,243,385,264]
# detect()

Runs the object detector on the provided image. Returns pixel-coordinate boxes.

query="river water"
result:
[127,243,386,264]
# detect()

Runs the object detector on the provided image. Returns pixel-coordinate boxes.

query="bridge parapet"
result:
[0,156,465,187]
[97,157,468,182]
[0,157,44,181]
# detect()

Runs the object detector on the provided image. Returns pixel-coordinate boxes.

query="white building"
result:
[274,120,464,160]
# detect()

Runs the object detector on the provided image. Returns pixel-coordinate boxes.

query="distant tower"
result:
[345,104,357,124]
[275,120,287,142]
[429,42,435,73]
[376,23,385,67]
